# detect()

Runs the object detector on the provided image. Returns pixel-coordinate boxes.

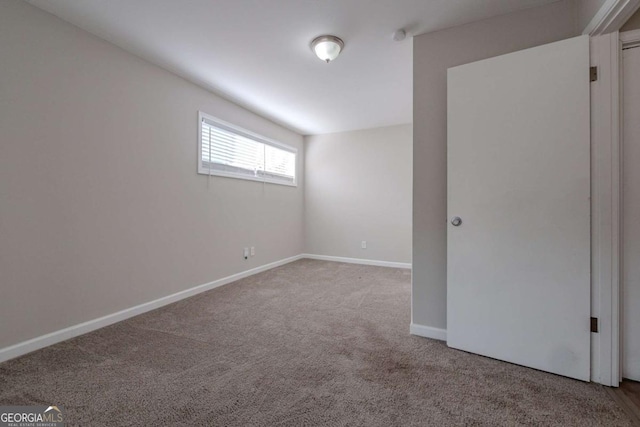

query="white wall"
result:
[578,0,608,31]
[622,8,640,30]
[0,0,304,350]
[305,125,412,264]
[412,0,579,332]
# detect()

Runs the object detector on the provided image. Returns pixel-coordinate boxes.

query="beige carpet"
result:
[0,260,634,426]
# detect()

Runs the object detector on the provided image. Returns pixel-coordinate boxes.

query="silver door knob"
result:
[451,216,462,226]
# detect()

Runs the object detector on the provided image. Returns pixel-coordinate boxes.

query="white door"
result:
[447,35,591,381]
[622,44,640,382]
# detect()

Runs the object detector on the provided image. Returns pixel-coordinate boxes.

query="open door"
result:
[447,36,591,381]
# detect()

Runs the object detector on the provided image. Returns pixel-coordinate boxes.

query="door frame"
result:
[620,29,640,47]
[620,29,640,383]
[586,0,640,387]
[590,32,621,387]
[583,0,640,36]
[590,28,640,387]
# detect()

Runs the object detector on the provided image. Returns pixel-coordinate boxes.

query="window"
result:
[198,112,297,186]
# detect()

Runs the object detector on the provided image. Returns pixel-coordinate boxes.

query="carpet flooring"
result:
[0,259,635,426]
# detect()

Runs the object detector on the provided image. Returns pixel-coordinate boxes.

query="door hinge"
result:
[591,317,599,333]
[590,66,598,82]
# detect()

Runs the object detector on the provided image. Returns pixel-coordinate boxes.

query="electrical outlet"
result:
[250,246,255,256]
[243,247,249,259]
[361,241,367,249]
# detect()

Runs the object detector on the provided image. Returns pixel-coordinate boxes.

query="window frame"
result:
[197,111,298,187]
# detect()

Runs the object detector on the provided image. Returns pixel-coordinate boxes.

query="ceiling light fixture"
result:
[311,35,344,63]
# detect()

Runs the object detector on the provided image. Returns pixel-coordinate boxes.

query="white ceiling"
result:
[27,0,560,135]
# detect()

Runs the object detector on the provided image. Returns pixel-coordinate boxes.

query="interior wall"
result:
[622,8,640,30]
[412,0,579,332]
[0,0,304,350]
[304,125,412,263]
[578,0,608,31]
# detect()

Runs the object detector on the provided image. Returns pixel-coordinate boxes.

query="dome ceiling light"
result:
[310,35,344,63]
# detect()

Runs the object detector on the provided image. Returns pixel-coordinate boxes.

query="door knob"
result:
[451,216,462,226]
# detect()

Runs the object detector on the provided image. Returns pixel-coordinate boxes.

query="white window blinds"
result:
[198,112,297,186]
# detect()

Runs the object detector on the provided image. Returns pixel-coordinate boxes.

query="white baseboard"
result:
[302,253,411,269]
[410,323,447,341]
[0,253,412,364]
[0,254,303,364]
